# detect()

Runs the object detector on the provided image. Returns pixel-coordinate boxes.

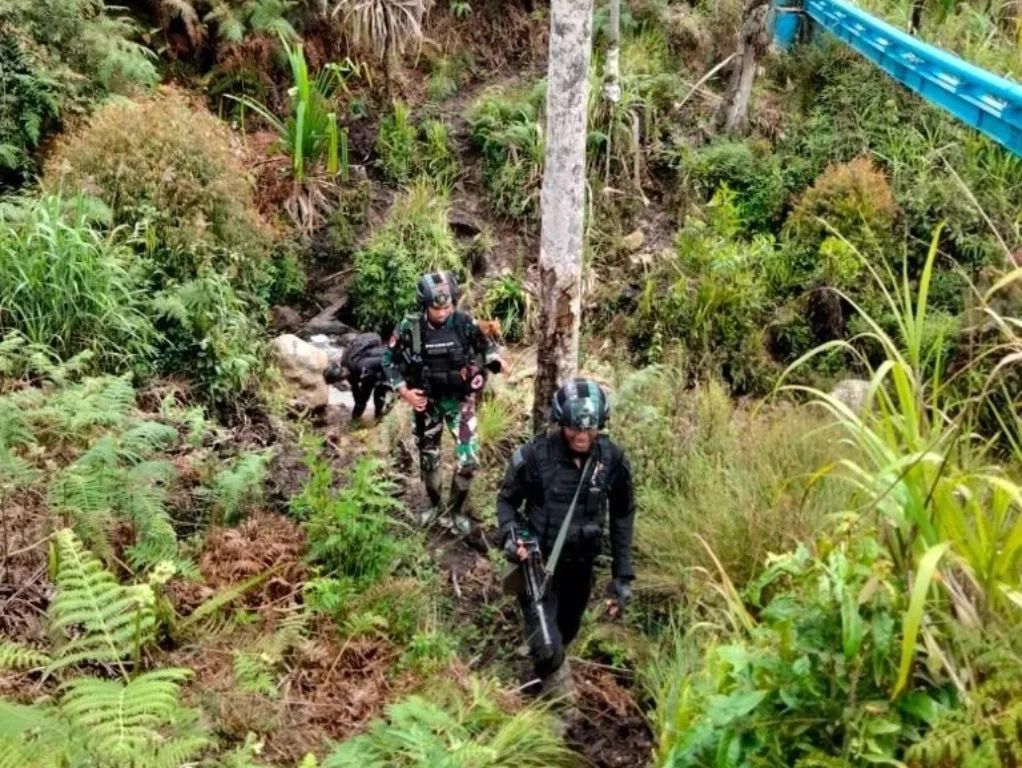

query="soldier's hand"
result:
[605,578,633,619]
[503,534,528,564]
[399,386,428,411]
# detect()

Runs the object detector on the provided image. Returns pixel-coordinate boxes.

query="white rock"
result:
[271,334,329,409]
[829,378,871,415]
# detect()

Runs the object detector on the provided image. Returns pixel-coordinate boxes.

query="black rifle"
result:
[506,525,555,662]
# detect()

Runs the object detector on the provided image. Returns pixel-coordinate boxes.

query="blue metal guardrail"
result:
[769,0,1022,157]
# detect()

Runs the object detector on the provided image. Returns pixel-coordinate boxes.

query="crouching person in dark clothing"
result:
[324,332,393,422]
[497,378,635,700]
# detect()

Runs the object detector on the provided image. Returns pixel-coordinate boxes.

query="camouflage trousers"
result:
[414,393,480,478]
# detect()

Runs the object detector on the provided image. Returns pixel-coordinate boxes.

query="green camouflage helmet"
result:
[551,377,609,430]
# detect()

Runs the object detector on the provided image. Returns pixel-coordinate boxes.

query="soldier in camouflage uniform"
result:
[382,271,503,535]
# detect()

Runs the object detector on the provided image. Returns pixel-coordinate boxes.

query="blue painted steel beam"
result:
[803,0,1022,156]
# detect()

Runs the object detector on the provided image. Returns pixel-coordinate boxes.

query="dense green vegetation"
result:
[2,0,1020,766]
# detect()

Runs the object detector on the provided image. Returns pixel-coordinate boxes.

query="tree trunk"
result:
[711,0,770,136]
[602,0,621,105]
[532,0,595,432]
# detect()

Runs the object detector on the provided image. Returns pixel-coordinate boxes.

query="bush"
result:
[45,88,277,400]
[467,82,546,220]
[348,180,463,334]
[375,101,418,184]
[479,275,530,343]
[375,105,459,189]
[681,138,787,235]
[631,187,781,393]
[0,194,156,371]
[647,520,951,767]
[772,43,1022,272]
[784,156,899,258]
[292,442,406,586]
[44,87,272,288]
[151,272,265,404]
[0,0,157,183]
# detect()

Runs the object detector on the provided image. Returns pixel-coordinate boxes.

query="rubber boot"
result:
[416,468,443,526]
[446,474,472,537]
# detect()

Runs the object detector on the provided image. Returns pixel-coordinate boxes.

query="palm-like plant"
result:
[332,0,433,76]
[232,35,363,230]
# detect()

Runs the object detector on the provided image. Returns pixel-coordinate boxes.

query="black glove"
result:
[503,531,522,564]
[606,578,632,612]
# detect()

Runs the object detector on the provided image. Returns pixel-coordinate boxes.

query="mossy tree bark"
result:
[532,0,595,432]
[711,0,770,136]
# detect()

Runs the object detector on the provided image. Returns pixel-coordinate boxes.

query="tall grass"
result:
[613,366,852,594]
[0,193,156,371]
[780,229,1022,616]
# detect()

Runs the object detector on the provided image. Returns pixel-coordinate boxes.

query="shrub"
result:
[647,520,949,766]
[0,0,157,183]
[45,88,276,400]
[427,54,469,101]
[348,180,463,334]
[375,100,418,184]
[467,82,546,220]
[44,87,272,288]
[680,138,787,235]
[784,156,899,258]
[293,442,407,586]
[418,119,459,190]
[0,194,156,371]
[151,272,265,404]
[631,187,781,393]
[479,274,530,343]
[375,105,459,189]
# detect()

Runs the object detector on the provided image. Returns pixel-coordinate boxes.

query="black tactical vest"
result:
[419,316,470,397]
[522,435,614,559]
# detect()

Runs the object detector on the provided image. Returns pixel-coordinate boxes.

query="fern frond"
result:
[48,529,155,675]
[0,641,51,671]
[60,668,202,764]
[208,450,270,525]
[0,445,39,490]
[0,699,68,768]
[232,650,278,697]
[118,421,179,456]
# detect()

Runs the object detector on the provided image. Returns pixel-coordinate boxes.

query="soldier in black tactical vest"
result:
[497,378,635,699]
[382,271,503,535]
[323,332,392,422]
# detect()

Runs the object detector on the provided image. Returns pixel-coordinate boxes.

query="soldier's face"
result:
[563,426,597,453]
[426,304,452,324]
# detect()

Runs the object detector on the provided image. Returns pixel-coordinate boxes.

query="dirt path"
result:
[392,465,654,767]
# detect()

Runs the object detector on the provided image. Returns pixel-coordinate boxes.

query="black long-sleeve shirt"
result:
[496,431,635,581]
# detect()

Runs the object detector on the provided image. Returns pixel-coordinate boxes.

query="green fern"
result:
[0,670,206,768]
[232,650,278,696]
[207,450,270,525]
[48,529,156,676]
[323,679,577,767]
[0,641,51,671]
[0,700,68,768]
[60,668,205,765]
[231,612,307,697]
[906,674,1022,767]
